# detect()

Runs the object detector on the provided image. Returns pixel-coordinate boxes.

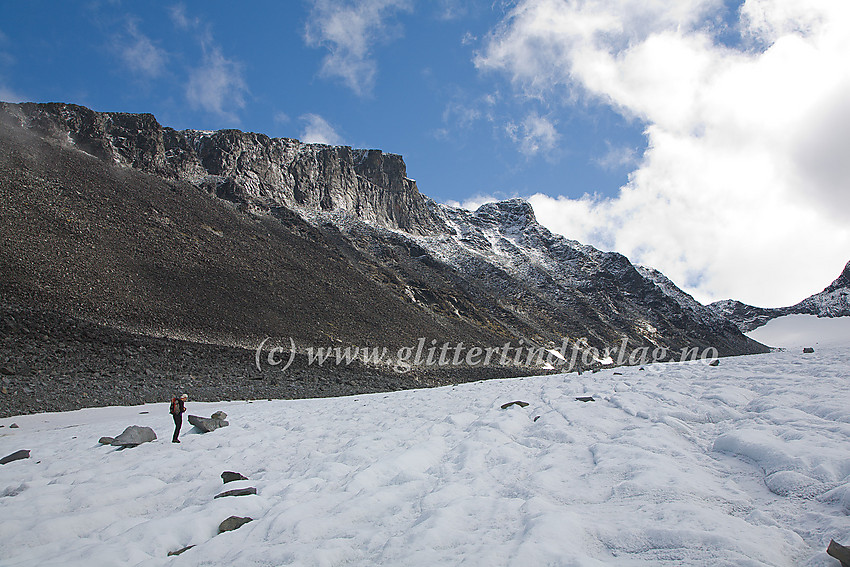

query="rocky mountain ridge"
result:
[710,260,850,332]
[0,101,767,375]
[1,101,444,235]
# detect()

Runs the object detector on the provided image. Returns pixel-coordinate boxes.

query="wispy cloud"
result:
[168,3,199,30]
[186,47,247,121]
[304,0,413,96]
[478,0,850,306]
[300,113,344,145]
[172,5,248,122]
[434,0,468,20]
[434,92,497,140]
[115,20,168,78]
[505,112,560,156]
[594,142,638,171]
[445,192,518,211]
[0,84,24,103]
[0,28,22,102]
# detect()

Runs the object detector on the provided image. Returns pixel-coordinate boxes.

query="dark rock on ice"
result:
[214,487,257,499]
[709,359,720,366]
[803,347,814,353]
[110,425,157,447]
[188,413,229,432]
[98,437,114,445]
[576,396,595,403]
[167,545,195,556]
[0,449,30,465]
[221,471,248,483]
[218,516,253,534]
[501,401,529,409]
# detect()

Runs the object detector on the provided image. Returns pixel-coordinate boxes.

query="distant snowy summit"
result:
[710,260,850,332]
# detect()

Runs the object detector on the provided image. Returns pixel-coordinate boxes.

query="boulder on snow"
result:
[214,487,257,499]
[500,401,529,409]
[803,347,815,353]
[110,426,157,447]
[709,359,720,366]
[0,449,30,465]
[218,516,252,534]
[188,414,229,433]
[827,539,850,567]
[575,396,595,403]
[221,471,248,484]
[98,437,114,445]
[211,411,227,420]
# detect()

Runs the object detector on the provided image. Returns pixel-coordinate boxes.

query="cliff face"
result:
[1,102,444,235]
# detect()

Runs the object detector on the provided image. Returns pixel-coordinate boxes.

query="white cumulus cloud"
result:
[300,113,344,145]
[506,112,560,156]
[177,7,248,123]
[117,21,167,78]
[477,0,850,307]
[186,47,247,122]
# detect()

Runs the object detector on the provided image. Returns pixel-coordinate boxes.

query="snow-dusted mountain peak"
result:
[473,199,537,230]
[710,259,850,331]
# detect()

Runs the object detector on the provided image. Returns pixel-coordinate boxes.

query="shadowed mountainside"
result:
[0,101,767,417]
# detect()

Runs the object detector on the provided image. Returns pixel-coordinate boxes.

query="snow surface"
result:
[747,314,850,348]
[2,333,849,565]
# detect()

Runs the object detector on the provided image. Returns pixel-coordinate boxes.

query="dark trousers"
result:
[172,413,182,441]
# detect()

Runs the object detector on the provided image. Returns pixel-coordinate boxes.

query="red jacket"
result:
[170,398,186,415]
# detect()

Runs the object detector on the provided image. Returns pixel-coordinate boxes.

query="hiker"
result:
[170,393,188,443]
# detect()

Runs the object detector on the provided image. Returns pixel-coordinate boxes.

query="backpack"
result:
[170,397,180,415]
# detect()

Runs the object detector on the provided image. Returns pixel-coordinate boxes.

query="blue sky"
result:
[0,1,643,204]
[2,1,849,307]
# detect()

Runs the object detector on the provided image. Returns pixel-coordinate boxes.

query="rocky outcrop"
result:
[0,102,444,235]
